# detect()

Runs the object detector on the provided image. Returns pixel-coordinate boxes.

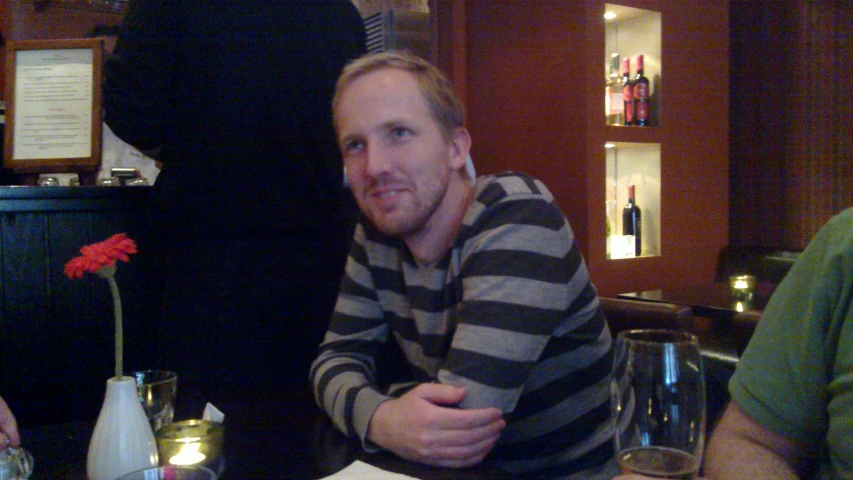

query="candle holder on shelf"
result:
[729,274,757,302]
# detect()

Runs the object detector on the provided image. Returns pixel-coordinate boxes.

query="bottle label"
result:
[611,92,624,113]
[622,85,633,124]
[636,100,649,121]
[635,82,649,100]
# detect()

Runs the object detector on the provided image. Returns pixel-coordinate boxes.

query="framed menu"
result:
[3,38,103,174]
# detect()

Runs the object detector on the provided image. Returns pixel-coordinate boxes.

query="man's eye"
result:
[390,127,410,139]
[344,141,364,153]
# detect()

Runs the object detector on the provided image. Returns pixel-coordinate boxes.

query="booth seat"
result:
[600,297,694,337]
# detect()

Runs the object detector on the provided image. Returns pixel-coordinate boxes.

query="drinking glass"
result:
[133,370,178,433]
[0,447,33,479]
[113,465,217,480]
[611,329,706,479]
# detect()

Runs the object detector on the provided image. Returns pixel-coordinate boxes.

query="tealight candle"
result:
[155,420,224,472]
[729,274,757,302]
[170,438,205,465]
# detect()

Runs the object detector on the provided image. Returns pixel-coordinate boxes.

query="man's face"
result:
[336,68,461,240]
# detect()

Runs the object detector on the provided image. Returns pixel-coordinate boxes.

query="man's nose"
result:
[364,144,392,177]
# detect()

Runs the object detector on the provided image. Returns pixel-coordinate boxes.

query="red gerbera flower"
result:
[64,233,138,380]
[64,233,137,280]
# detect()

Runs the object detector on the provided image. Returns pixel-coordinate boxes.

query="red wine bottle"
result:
[633,54,651,127]
[621,57,634,126]
[622,184,642,256]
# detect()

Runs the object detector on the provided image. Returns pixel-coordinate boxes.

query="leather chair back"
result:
[731,310,762,355]
[601,297,694,338]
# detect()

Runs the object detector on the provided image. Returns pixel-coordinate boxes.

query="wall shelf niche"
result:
[606,141,661,260]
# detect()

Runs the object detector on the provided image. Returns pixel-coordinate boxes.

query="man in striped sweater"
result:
[310,51,616,479]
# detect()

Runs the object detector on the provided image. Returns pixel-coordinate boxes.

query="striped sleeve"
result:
[452,173,613,475]
[437,174,606,413]
[309,221,395,447]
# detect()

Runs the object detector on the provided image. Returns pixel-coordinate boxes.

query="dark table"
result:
[616,281,770,366]
[616,282,768,320]
[616,282,769,426]
[21,382,514,480]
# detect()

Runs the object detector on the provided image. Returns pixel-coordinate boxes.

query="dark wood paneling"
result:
[0,187,159,427]
[729,0,853,249]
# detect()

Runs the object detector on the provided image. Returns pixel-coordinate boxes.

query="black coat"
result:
[103,0,366,384]
[104,0,366,237]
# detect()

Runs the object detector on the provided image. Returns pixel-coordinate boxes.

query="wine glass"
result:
[611,329,706,479]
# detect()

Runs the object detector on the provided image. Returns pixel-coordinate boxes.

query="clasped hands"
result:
[367,383,506,468]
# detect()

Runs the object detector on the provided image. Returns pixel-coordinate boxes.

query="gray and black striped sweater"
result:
[311,172,615,477]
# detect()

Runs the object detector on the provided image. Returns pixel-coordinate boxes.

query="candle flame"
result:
[169,441,206,465]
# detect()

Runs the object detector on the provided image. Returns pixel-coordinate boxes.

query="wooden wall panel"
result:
[730,0,853,250]
[0,189,160,428]
[434,0,467,106]
[464,0,589,242]
[1,0,124,100]
[786,0,853,248]
[462,0,729,297]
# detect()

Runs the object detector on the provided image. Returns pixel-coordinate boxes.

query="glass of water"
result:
[132,370,178,433]
[611,330,706,479]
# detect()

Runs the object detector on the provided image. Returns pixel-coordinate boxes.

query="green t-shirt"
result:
[730,207,853,479]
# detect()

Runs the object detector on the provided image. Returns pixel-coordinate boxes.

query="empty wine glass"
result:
[611,329,706,479]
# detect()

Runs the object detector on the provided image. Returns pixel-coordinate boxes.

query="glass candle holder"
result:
[155,420,224,473]
[729,275,757,302]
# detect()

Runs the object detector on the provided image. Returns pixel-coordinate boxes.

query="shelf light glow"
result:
[604,143,616,149]
[604,11,617,20]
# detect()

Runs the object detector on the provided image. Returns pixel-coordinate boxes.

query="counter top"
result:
[0,185,150,212]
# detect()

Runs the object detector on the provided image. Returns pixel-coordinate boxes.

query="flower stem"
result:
[107,275,123,380]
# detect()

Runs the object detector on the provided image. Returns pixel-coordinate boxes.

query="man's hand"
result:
[367,383,505,468]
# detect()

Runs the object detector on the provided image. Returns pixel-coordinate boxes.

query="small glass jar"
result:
[156,420,224,473]
[37,176,59,187]
[95,177,121,187]
[0,447,34,479]
[729,274,757,302]
[125,177,150,187]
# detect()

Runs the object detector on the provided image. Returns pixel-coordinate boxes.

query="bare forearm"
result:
[704,403,806,480]
[705,433,799,479]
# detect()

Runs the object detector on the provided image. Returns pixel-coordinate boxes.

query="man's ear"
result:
[447,127,472,171]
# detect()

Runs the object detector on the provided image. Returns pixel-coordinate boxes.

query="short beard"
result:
[365,177,448,239]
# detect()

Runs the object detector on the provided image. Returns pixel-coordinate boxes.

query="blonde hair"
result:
[332,51,465,139]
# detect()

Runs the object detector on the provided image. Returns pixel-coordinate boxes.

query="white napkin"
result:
[202,402,225,423]
[317,461,423,479]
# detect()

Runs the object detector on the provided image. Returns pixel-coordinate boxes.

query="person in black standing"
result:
[102,1,366,393]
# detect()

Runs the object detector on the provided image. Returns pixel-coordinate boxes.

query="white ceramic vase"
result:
[87,376,159,480]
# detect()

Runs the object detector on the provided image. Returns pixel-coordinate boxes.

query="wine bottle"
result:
[622,184,642,256]
[633,54,651,127]
[621,57,634,126]
[605,202,613,259]
[606,53,624,125]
